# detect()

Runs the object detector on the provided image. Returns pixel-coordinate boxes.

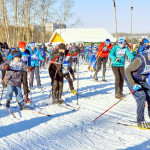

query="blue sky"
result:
[67,0,150,34]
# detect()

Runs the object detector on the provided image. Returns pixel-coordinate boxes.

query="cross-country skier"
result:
[125,48,150,129]
[88,45,98,71]
[0,50,32,109]
[62,61,76,94]
[48,43,76,104]
[28,42,44,89]
[93,39,113,81]
[109,38,134,99]
[7,42,31,104]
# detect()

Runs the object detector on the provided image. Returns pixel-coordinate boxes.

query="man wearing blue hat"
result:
[139,38,150,54]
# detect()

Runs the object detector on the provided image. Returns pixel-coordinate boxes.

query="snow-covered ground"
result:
[0,61,150,150]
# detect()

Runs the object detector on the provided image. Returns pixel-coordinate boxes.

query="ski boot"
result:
[137,121,150,129]
[88,66,90,71]
[115,93,122,100]
[19,103,27,110]
[6,100,10,107]
[93,74,98,81]
[58,98,64,104]
[120,92,126,99]
[71,90,76,94]
[52,98,58,105]
[25,94,31,104]
[102,76,107,82]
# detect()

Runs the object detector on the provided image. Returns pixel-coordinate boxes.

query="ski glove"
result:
[116,58,121,61]
[133,84,141,91]
[4,65,10,70]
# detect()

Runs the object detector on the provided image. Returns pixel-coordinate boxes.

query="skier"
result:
[125,49,150,128]
[38,43,46,68]
[7,42,31,104]
[62,61,76,94]
[0,50,32,109]
[138,38,149,54]
[48,43,76,104]
[93,39,113,81]
[28,42,44,89]
[88,45,98,71]
[109,38,134,99]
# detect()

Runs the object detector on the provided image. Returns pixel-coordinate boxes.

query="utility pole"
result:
[131,0,133,43]
[113,0,118,41]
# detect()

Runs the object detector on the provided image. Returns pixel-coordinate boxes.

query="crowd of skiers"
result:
[0,37,150,128]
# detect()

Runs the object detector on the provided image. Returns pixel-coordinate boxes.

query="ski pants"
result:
[5,85,23,104]
[89,55,96,69]
[64,73,74,90]
[50,71,63,99]
[125,79,150,123]
[22,71,30,95]
[112,66,124,94]
[95,57,108,76]
[30,66,41,88]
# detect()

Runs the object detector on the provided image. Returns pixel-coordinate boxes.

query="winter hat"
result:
[144,38,149,44]
[12,50,22,58]
[30,42,35,47]
[58,43,66,49]
[118,38,125,44]
[94,45,97,48]
[12,48,16,51]
[18,41,26,48]
[105,39,111,44]
[62,61,69,68]
[41,43,44,46]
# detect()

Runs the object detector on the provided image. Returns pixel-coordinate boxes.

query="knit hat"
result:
[62,61,69,68]
[18,41,26,48]
[30,42,35,47]
[58,43,65,49]
[12,50,22,58]
[105,39,111,44]
[118,38,125,44]
[144,38,149,44]
[12,48,16,51]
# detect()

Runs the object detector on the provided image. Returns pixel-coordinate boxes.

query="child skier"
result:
[0,50,32,109]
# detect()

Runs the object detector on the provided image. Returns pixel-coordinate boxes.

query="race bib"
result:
[21,55,28,62]
[92,50,97,55]
[117,48,126,57]
[10,61,22,71]
[31,54,38,60]
[102,47,108,51]
[62,68,69,74]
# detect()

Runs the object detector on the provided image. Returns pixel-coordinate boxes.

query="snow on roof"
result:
[49,28,116,43]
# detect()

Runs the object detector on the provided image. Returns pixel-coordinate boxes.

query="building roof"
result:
[49,28,116,43]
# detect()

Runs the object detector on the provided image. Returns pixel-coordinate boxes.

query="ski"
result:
[11,106,51,117]
[64,102,80,110]
[58,103,76,111]
[117,122,150,130]
[5,106,16,118]
[76,94,90,99]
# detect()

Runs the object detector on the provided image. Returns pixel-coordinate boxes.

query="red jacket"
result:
[97,42,113,57]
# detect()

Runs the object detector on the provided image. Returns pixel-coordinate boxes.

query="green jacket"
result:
[109,45,134,67]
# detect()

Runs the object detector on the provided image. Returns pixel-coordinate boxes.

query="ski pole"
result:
[107,60,117,67]
[77,55,79,105]
[93,89,134,122]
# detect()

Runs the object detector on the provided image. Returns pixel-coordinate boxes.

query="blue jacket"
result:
[109,45,134,67]
[39,48,46,57]
[7,49,31,66]
[28,47,44,67]
[139,45,150,54]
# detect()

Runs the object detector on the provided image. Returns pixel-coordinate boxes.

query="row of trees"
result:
[0,0,78,47]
